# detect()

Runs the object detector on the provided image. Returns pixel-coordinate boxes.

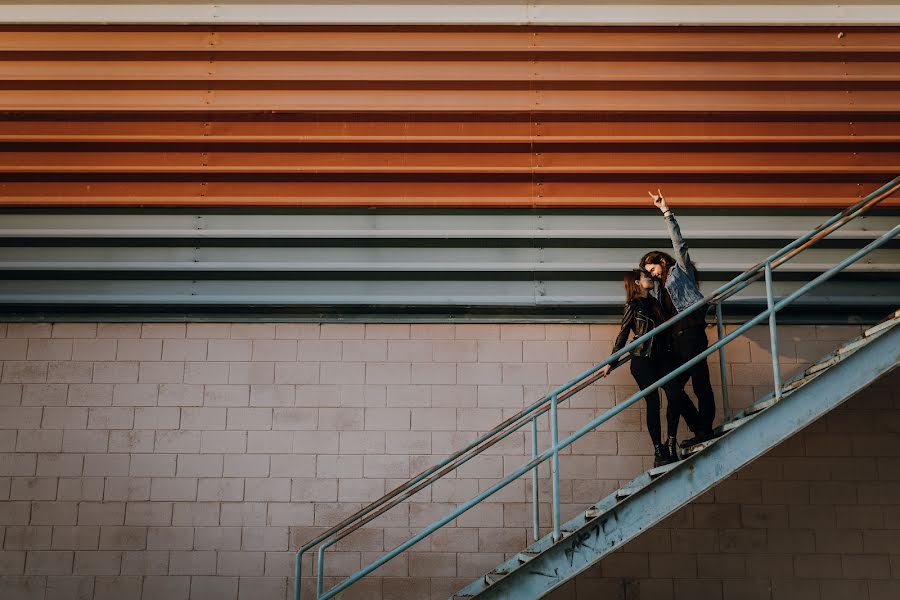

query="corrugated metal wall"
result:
[1,26,898,320]
[2,26,899,208]
[2,208,897,321]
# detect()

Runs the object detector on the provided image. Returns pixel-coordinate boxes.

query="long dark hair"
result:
[624,268,647,303]
[639,251,701,283]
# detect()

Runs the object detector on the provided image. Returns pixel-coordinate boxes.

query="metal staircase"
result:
[294,176,900,600]
[451,309,900,599]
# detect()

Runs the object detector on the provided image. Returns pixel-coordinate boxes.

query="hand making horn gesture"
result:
[648,189,668,213]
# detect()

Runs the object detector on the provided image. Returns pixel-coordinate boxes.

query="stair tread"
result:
[617,484,645,498]
[866,310,900,336]
[745,396,779,416]
[682,437,718,456]
[721,415,751,432]
[648,462,680,478]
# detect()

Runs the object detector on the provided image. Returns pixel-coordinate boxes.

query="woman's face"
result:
[639,272,655,290]
[645,261,665,280]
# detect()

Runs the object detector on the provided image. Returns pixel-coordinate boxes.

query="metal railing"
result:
[296,176,900,600]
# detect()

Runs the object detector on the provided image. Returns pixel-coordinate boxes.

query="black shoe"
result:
[679,429,714,449]
[665,437,681,462]
[653,444,670,467]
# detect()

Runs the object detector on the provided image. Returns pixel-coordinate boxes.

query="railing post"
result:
[715,302,731,419]
[316,545,326,598]
[530,415,540,542]
[549,393,561,541]
[295,551,303,600]
[765,262,783,399]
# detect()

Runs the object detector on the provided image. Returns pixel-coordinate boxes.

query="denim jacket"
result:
[661,212,705,313]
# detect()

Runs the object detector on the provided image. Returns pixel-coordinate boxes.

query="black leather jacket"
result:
[612,296,669,359]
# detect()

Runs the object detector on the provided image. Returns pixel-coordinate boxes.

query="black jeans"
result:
[630,354,695,445]
[670,326,716,433]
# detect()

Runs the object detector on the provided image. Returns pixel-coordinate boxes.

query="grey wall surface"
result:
[1,209,897,322]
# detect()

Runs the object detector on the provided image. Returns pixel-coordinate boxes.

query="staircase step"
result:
[616,474,654,498]
[648,462,679,478]
[484,572,504,585]
[864,314,900,338]
[580,495,621,527]
[682,437,717,456]
[784,374,818,393]
[805,354,841,376]
[744,395,779,416]
[721,414,753,433]
[837,338,868,355]
[616,486,640,499]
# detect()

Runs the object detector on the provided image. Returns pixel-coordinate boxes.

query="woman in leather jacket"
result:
[600,268,683,466]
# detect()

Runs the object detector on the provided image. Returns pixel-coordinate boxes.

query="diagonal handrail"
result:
[296,176,900,600]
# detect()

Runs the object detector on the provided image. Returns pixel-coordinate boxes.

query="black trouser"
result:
[670,326,716,433]
[630,354,694,445]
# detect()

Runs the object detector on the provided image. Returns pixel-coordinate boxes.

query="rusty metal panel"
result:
[0,25,898,209]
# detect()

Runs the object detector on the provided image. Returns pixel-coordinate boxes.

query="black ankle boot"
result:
[666,437,681,462]
[653,444,669,467]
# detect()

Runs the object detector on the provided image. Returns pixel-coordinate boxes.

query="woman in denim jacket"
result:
[640,190,716,448]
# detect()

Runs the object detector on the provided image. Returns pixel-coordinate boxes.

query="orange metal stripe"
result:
[2,151,897,171]
[1,26,898,52]
[1,90,897,113]
[3,117,899,141]
[3,60,899,82]
[0,25,898,209]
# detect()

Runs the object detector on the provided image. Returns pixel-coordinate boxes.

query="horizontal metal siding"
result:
[1,26,897,320]
[2,209,897,321]
[0,26,899,208]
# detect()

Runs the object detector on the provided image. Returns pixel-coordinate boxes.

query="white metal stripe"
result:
[1,2,899,25]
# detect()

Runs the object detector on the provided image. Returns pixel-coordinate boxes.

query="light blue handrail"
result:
[296,176,900,600]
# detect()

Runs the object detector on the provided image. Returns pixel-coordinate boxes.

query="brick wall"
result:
[0,321,895,600]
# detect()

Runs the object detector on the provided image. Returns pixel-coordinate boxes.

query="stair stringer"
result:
[467,324,900,600]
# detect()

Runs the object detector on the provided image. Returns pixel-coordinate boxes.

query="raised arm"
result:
[649,189,692,271]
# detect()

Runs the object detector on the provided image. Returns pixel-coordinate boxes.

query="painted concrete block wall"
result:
[0,321,894,600]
